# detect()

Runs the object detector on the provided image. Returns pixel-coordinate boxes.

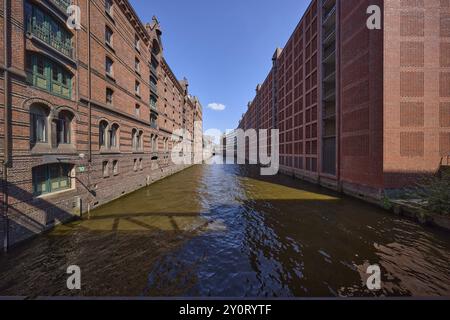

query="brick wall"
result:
[0,0,203,247]
[339,0,384,191]
[383,0,449,188]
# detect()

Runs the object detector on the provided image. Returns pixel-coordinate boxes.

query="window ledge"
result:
[31,144,77,154]
[106,42,115,53]
[100,148,120,155]
[36,187,76,200]
[26,33,76,63]
[105,11,115,24]
[106,73,116,82]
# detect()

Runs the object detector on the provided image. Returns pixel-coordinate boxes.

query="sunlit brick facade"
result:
[238,0,450,199]
[0,0,203,247]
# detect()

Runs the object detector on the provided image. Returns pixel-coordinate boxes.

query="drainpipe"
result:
[2,0,10,252]
[336,0,342,192]
[86,0,92,216]
[87,0,92,163]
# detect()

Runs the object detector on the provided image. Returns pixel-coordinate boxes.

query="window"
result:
[56,111,73,144]
[105,0,113,15]
[135,104,141,117]
[102,161,109,177]
[106,88,113,105]
[106,57,114,76]
[25,3,73,58]
[105,26,113,46]
[135,35,140,51]
[110,123,119,148]
[139,158,143,171]
[135,58,140,73]
[30,105,49,144]
[150,96,158,111]
[99,120,108,147]
[135,81,140,96]
[113,160,119,175]
[132,129,138,151]
[26,53,72,98]
[151,135,158,153]
[32,163,73,196]
[133,159,138,171]
[138,131,143,150]
[150,114,157,129]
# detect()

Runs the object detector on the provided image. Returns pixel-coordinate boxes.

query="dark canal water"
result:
[1,161,450,297]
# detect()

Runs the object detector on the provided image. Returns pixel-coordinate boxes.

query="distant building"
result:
[238,0,450,199]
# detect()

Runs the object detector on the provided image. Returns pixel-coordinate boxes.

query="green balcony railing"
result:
[50,0,71,13]
[27,17,74,58]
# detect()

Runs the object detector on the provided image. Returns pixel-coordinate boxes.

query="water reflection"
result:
[0,160,449,297]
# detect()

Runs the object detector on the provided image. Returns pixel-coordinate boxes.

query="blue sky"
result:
[130,0,309,133]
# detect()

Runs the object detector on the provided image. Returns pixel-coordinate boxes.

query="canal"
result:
[1,161,450,297]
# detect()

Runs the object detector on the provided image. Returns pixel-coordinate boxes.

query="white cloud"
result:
[207,103,226,111]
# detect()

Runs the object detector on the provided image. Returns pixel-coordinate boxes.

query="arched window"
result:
[132,128,138,151]
[56,110,74,145]
[99,120,109,147]
[109,123,119,148]
[110,124,119,148]
[138,130,144,150]
[30,104,50,144]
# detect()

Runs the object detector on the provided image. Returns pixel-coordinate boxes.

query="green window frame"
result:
[32,163,73,196]
[25,3,73,58]
[26,53,72,99]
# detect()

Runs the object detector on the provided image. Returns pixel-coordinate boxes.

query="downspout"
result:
[336,0,342,191]
[2,0,10,252]
[87,0,92,163]
[86,0,92,217]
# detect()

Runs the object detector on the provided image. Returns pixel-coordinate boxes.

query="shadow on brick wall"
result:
[1,180,80,248]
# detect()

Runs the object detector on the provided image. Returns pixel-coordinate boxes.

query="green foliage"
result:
[409,171,450,216]
[382,196,393,211]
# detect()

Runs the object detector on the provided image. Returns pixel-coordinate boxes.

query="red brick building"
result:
[238,0,450,199]
[0,0,203,248]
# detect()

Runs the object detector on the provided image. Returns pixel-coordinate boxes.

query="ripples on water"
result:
[0,161,449,297]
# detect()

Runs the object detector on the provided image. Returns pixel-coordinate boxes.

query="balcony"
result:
[27,18,74,59]
[150,64,158,77]
[150,100,158,111]
[49,0,71,14]
[323,5,336,26]
[322,28,336,46]
[150,82,158,95]
[323,44,335,63]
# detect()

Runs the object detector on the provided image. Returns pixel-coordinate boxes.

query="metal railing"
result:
[150,82,158,94]
[27,17,74,58]
[50,0,71,13]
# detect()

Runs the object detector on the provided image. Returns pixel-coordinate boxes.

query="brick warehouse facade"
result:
[0,0,204,248]
[237,0,450,200]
